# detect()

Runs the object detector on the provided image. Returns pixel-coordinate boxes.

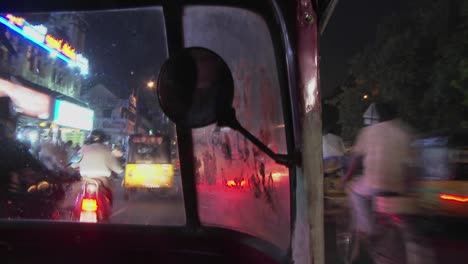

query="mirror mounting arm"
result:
[218,108,301,167]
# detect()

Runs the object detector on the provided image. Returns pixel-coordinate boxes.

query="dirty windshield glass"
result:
[184,6,290,250]
[0,8,185,225]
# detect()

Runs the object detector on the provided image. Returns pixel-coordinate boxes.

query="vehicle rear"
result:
[413,130,468,217]
[73,177,112,223]
[123,135,176,198]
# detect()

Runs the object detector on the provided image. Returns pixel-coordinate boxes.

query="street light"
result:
[134,80,155,134]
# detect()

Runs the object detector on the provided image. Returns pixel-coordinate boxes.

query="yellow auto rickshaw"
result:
[123,134,176,200]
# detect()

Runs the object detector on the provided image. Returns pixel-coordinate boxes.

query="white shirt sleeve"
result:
[106,151,123,174]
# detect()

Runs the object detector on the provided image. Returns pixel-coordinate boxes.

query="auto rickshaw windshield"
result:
[128,136,171,164]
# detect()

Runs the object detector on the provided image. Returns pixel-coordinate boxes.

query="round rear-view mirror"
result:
[156,47,234,128]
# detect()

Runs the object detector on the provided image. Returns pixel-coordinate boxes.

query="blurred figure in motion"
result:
[322,125,346,174]
[72,129,123,202]
[63,140,75,161]
[111,142,126,167]
[323,125,347,197]
[342,100,414,241]
[38,136,68,172]
[0,97,47,213]
[111,143,124,158]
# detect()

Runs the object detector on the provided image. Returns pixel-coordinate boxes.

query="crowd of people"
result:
[35,139,80,172]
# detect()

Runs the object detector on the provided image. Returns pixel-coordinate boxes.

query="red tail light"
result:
[439,194,468,203]
[81,198,98,212]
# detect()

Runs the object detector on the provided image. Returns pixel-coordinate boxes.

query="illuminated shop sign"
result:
[6,14,24,27]
[0,78,51,119]
[0,14,89,75]
[54,100,94,131]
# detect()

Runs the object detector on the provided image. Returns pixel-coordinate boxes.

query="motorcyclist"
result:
[72,129,123,204]
[341,100,414,249]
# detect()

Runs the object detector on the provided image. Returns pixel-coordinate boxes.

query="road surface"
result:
[58,176,186,226]
[109,179,186,225]
[57,176,468,263]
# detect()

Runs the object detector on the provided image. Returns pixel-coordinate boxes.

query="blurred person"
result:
[322,125,346,173]
[342,100,414,240]
[72,130,123,203]
[38,136,68,172]
[22,140,33,155]
[111,142,126,166]
[72,144,81,159]
[63,140,74,161]
[111,143,124,158]
[0,97,48,209]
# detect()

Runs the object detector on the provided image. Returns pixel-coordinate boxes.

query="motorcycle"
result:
[70,177,113,223]
[65,149,114,223]
[335,191,409,264]
[1,169,78,220]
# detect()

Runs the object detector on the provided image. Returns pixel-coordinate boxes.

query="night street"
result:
[109,178,186,226]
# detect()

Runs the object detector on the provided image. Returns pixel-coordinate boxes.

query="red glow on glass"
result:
[132,136,163,144]
[439,194,468,203]
[226,180,236,187]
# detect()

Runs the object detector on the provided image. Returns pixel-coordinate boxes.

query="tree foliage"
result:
[331,0,468,138]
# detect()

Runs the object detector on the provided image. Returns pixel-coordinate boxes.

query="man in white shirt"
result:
[342,101,414,237]
[73,130,123,203]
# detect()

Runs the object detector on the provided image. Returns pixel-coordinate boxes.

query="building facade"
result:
[0,13,88,99]
[83,84,152,144]
[0,13,93,147]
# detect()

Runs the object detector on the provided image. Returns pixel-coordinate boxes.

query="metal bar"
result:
[319,0,339,35]
[296,0,324,263]
[268,1,300,260]
[162,0,201,229]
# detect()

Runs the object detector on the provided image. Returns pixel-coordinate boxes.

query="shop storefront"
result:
[0,78,52,149]
[53,99,94,146]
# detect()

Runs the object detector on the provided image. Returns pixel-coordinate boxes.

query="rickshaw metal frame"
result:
[1,1,333,263]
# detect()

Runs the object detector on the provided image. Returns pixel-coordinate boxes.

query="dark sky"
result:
[320,0,406,98]
[24,1,407,102]
[80,1,407,101]
[83,8,167,100]
[8,2,410,101]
